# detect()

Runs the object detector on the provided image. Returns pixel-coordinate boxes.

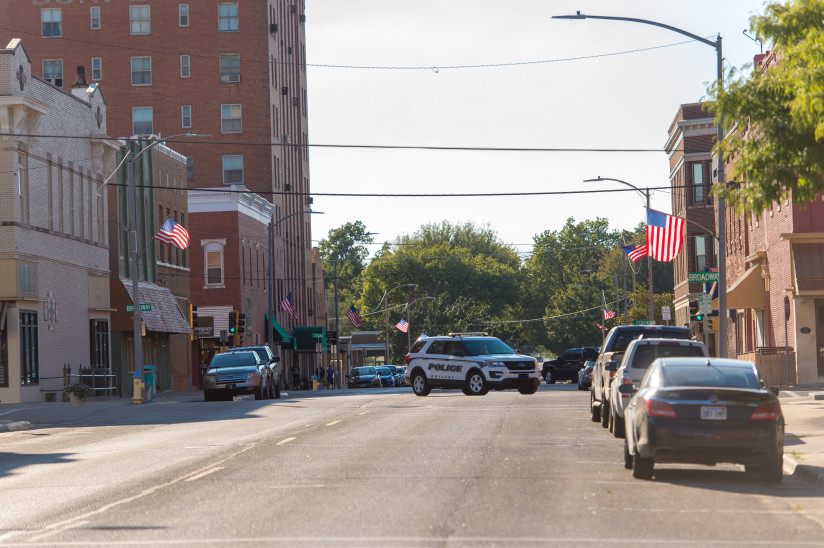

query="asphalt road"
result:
[2,384,824,547]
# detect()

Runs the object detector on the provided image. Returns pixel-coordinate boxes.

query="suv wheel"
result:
[544,369,555,384]
[632,452,654,479]
[590,390,601,422]
[466,370,488,396]
[255,381,265,400]
[517,381,539,395]
[274,382,281,399]
[411,370,431,397]
[601,398,610,428]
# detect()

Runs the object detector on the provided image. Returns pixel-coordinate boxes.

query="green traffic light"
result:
[229,327,236,333]
[695,314,703,321]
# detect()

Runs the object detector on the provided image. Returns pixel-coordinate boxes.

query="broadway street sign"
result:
[126,303,152,312]
[688,271,719,283]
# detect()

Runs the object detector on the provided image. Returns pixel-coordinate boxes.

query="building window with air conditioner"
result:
[132,107,153,136]
[130,56,151,86]
[222,155,243,184]
[91,58,102,80]
[180,55,191,78]
[42,59,63,87]
[219,54,240,83]
[41,9,62,37]
[130,5,151,35]
[218,3,239,32]
[181,105,192,128]
[221,104,242,133]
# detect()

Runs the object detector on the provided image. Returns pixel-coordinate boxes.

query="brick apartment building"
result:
[0,39,120,404]
[1,1,329,384]
[665,103,718,354]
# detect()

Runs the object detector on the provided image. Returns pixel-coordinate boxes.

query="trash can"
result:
[143,365,157,402]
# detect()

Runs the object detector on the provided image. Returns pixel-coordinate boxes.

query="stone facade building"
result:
[0,39,119,403]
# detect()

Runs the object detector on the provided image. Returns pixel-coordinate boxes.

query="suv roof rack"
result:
[448,332,488,337]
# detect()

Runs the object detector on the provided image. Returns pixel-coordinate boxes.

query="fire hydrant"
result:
[132,370,144,404]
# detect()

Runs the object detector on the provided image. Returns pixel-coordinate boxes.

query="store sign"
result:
[195,316,214,338]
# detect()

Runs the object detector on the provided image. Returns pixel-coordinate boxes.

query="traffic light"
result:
[190,305,198,327]
[229,311,237,333]
[689,301,703,322]
[237,313,246,333]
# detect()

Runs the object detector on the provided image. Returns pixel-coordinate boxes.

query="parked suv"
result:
[202,351,277,401]
[542,347,599,384]
[226,345,281,399]
[591,325,692,426]
[404,333,541,396]
[607,338,707,438]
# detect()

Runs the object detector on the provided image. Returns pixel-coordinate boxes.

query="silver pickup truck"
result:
[590,325,693,426]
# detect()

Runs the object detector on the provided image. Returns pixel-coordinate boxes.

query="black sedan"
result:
[622,357,783,482]
[346,366,381,389]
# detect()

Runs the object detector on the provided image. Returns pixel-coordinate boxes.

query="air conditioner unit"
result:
[299,15,306,23]
[290,4,297,13]
[219,73,241,83]
[283,134,290,143]
[292,97,299,106]
[270,23,278,34]
[281,86,288,95]
[285,183,291,191]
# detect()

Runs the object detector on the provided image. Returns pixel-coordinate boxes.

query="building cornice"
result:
[188,186,274,225]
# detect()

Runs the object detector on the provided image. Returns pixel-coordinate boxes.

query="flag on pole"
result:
[395,319,409,333]
[603,309,616,321]
[596,322,607,332]
[621,244,648,263]
[345,305,362,328]
[646,210,684,262]
[154,217,190,249]
[280,291,298,321]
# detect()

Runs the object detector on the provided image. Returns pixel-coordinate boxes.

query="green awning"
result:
[265,314,293,348]
[294,326,327,353]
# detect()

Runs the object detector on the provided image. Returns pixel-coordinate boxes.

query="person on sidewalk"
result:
[291,364,300,390]
[326,365,334,388]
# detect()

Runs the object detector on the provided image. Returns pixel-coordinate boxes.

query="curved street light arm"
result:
[552,12,718,49]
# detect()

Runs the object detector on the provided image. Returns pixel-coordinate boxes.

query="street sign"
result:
[633,320,655,325]
[698,293,712,314]
[688,272,719,283]
[126,303,152,312]
[661,306,671,321]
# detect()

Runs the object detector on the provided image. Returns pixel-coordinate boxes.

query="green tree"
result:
[710,0,824,212]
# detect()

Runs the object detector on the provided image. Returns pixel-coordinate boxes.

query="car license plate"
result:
[701,406,727,420]
[519,374,528,379]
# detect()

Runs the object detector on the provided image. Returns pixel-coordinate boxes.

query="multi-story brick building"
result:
[1,1,329,383]
[665,103,718,354]
[717,51,824,384]
[0,39,119,403]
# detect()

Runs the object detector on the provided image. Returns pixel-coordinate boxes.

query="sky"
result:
[305,0,768,256]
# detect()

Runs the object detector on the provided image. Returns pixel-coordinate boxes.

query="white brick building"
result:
[0,39,119,403]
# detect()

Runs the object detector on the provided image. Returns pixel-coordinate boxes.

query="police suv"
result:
[404,333,541,396]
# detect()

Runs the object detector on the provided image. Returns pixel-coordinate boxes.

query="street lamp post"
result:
[378,284,417,365]
[124,132,206,381]
[577,284,608,343]
[584,177,654,322]
[554,11,727,356]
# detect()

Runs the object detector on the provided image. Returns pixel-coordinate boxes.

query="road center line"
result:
[326,420,341,426]
[185,466,224,482]
[276,436,296,445]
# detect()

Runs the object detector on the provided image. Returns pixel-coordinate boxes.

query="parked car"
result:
[395,365,408,387]
[608,338,707,438]
[346,366,381,389]
[578,361,595,391]
[591,325,692,427]
[225,345,281,399]
[202,351,276,401]
[376,366,396,387]
[621,357,783,482]
[542,347,599,384]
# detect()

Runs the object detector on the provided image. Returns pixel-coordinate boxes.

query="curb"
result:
[783,454,824,487]
[0,421,33,432]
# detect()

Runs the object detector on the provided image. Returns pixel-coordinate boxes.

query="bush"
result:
[64,383,94,399]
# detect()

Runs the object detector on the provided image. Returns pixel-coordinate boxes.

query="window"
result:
[181,105,192,128]
[91,58,102,80]
[218,3,239,32]
[694,235,706,272]
[90,6,101,29]
[692,163,704,205]
[17,151,29,223]
[132,107,153,136]
[130,5,150,35]
[42,59,63,87]
[130,56,151,86]
[186,156,194,181]
[180,55,191,78]
[205,244,224,286]
[222,155,243,184]
[41,8,62,37]
[221,104,242,133]
[179,4,189,26]
[89,319,109,369]
[19,262,36,295]
[755,310,765,348]
[219,53,241,82]
[20,311,39,386]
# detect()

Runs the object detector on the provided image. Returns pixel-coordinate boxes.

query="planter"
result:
[68,394,86,407]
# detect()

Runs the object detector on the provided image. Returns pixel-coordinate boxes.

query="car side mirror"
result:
[605,361,619,372]
[617,384,637,395]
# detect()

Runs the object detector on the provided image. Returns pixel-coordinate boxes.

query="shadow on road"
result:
[0,451,76,479]
[640,466,824,497]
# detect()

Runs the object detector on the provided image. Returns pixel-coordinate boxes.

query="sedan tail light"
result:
[404,354,409,365]
[644,397,676,418]
[750,402,779,420]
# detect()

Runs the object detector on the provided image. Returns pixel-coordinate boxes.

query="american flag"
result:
[603,309,616,321]
[596,322,607,331]
[345,305,362,328]
[646,210,684,262]
[621,244,648,263]
[154,218,190,250]
[280,291,298,321]
[395,319,408,333]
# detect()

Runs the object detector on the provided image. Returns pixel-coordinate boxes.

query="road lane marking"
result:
[326,420,341,426]
[184,466,224,482]
[358,411,368,415]
[276,437,296,445]
[0,408,27,417]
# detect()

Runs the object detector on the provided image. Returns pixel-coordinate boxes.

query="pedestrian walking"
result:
[291,364,300,390]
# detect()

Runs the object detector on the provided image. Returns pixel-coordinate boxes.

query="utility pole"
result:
[126,145,144,380]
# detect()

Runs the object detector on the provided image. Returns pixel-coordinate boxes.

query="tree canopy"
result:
[710,0,824,212]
